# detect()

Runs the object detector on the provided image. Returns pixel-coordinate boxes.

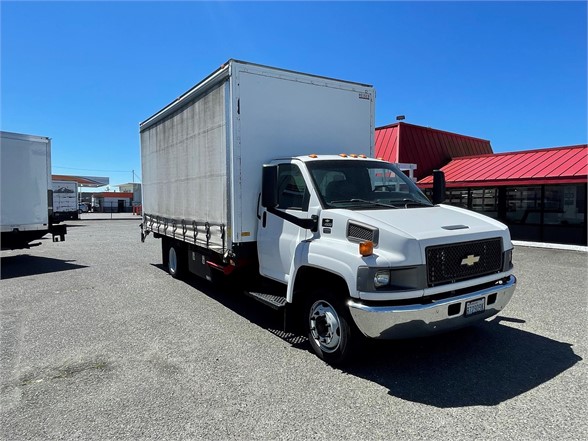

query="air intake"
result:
[347,221,378,245]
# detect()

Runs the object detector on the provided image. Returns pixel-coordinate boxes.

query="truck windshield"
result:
[306,160,433,210]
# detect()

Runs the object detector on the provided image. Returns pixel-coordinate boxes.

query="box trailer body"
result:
[140,60,516,365]
[1,131,66,249]
[52,180,79,221]
[141,60,374,253]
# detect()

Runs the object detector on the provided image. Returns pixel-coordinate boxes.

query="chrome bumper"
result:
[348,275,517,339]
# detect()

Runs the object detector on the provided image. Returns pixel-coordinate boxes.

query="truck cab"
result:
[258,155,516,364]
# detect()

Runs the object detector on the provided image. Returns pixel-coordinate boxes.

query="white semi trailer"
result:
[140,60,516,364]
[52,180,79,222]
[1,131,67,250]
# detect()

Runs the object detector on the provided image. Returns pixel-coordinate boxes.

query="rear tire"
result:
[306,289,358,365]
[162,238,186,279]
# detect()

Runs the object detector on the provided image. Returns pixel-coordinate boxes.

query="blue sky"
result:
[1,1,586,189]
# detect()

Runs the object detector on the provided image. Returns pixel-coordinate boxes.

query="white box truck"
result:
[1,131,67,250]
[140,60,516,364]
[52,180,79,222]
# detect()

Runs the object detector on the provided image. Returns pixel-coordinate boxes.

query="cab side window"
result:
[277,164,309,210]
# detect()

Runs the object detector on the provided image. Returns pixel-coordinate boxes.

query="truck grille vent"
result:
[347,222,378,245]
[426,238,502,287]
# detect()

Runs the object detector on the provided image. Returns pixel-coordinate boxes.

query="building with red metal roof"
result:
[375,122,586,245]
[418,145,587,188]
[417,144,586,245]
[375,122,493,181]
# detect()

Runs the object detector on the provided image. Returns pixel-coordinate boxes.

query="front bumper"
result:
[348,275,516,339]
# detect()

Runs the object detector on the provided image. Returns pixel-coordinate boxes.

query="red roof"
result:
[93,192,133,198]
[418,145,587,188]
[375,122,493,180]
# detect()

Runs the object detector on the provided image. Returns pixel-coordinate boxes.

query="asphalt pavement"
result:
[1,218,586,440]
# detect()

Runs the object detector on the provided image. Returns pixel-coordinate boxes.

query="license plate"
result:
[465,298,486,317]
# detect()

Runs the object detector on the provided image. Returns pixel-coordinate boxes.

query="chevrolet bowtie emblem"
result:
[461,254,480,266]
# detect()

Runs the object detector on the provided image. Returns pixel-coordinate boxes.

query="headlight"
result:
[374,270,390,288]
[357,266,427,292]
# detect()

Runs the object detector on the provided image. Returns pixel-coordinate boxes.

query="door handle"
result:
[256,193,262,219]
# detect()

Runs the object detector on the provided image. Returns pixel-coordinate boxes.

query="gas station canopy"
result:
[52,175,109,188]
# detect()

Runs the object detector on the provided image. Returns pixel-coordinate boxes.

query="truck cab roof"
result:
[273,154,384,163]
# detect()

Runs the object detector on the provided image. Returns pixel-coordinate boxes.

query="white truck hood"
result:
[353,204,511,245]
[315,204,512,299]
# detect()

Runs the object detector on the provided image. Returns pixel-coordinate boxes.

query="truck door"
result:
[258,163,311,283]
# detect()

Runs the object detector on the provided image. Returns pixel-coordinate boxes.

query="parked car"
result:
[78,203,89,213]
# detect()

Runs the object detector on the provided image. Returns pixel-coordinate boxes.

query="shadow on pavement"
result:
[343,317,582,407]
[150,263,306,346]
[1,255,88,279]
[152,265,582,408]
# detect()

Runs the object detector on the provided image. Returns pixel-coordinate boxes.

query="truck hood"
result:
[352,204,511,245]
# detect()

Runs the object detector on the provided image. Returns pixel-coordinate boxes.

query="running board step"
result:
[245,291,287,310]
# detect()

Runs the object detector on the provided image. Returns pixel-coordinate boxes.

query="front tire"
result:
[306,289,358,365]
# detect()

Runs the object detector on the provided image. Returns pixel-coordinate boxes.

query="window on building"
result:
[505,187,542,224]
[445,189,470,208]
[471,188,498,218]
[543,184,586,225]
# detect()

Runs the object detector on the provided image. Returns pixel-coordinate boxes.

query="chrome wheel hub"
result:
[309,300,341,353]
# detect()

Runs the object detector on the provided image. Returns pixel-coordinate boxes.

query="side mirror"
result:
[261,165,278,208]
[432,170,446,204]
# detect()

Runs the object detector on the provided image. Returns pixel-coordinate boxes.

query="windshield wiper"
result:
[399,198,433,207]
[330,199,398,209]
[354,199,400,209]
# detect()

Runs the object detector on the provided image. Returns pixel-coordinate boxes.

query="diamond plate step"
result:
[245,291,287,310]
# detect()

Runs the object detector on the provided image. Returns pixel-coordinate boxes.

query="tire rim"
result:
[309,300,341,353]
[168,247,178,275]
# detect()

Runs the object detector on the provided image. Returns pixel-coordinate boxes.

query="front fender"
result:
[286,239,361,303]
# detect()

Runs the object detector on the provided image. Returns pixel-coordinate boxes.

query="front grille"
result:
[347,221,378,245]
[426,238,503,286]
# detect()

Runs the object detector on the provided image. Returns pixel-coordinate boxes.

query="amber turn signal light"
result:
[359,241,374,256]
